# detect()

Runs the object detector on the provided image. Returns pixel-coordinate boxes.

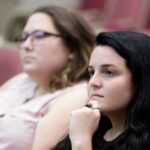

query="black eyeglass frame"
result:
[14,30,65,43]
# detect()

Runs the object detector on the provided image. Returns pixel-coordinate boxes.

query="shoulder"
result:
[62,81,88,98]
[0,72,30,91]
[47,81,88,112]
[33,82,88,149]
[32,82,88,149]
[55,81,88,105]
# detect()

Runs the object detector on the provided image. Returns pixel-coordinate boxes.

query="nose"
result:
[20,37,34,51]
[88,74,102,89]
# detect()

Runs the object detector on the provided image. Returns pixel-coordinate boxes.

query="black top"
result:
[92,116,112,150]
[53,116,112,150]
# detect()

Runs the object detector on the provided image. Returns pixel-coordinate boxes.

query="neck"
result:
[27,71,51,89]
[104,110,126,141]
[26,72,51,97]
[34,85,50,97]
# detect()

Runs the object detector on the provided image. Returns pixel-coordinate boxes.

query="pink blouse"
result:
[0,73,87,150]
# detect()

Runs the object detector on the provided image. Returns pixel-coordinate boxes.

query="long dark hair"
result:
[54,31,150,150]
[92,31,150,149]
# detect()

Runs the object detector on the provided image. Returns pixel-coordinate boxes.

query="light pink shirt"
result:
[0,73,87,150]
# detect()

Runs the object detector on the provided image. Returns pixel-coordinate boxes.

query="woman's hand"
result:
[69,101,101,149]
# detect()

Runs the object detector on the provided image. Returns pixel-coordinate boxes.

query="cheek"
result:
[36,45,56,63]
[87,84,91,98]
[106,79,132,109]
[19,50,26,62]
[37,48,69,73]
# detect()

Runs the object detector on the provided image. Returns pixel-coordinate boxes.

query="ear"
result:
[68,52,74,60]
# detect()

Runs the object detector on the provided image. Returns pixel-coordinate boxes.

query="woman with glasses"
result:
[0,5,95,150]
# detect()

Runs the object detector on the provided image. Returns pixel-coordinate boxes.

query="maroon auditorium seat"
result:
[0,48,22,85]
[97,0,150,31]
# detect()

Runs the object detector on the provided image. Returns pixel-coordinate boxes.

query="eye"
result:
[88,69,95,77]
[15,33,29,43]
[33,32,47,39]
[103,69,114,77]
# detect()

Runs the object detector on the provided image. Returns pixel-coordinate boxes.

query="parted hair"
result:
[53,31,150,150]
[33,5,96,91]
[93,31,150,150]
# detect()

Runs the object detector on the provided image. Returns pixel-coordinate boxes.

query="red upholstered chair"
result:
[76,0,106,26]
[97,0,150,31]
[0,48,22,85]
[145,10,150,29]
[138,7,150,36]
[79,0,105,11]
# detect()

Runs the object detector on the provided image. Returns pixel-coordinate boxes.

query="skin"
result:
[69,45,132,149]
[20,12,74,89]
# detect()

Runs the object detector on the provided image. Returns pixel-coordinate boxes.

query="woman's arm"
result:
[31,84,88,150]
[0,72,25,91]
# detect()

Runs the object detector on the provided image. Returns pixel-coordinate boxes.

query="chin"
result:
[23,65,40,74]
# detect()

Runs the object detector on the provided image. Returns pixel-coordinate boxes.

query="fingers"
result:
[85,100,101,115]
[86,100,101,109]
[70,100,101,118]
[92,107,101,111]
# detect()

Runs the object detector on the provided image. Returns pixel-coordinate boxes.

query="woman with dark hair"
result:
[0,5,95,150]
[56,31,150,150]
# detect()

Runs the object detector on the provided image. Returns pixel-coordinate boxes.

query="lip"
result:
[23,56,34,62]
[90,93,104,101]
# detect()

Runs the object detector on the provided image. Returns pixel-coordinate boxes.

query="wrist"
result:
[71,136,92,150]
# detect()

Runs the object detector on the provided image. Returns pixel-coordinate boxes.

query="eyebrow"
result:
[22,30,46,34]
[88,64,117,71]
[88,66,93,69]
[22,30,42,34]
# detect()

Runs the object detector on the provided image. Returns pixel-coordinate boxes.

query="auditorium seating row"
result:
[0,48,22,86]
[77,0,150,35]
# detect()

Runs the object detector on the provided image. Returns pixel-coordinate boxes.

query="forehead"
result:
[89,45,126,67]
[23,12,57,32]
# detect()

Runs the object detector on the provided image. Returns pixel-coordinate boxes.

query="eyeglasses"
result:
[14,30,64,45]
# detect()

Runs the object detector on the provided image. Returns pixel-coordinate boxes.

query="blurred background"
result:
[0,0,150,85]
[0,0,80,45]
[0,0,150,45]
